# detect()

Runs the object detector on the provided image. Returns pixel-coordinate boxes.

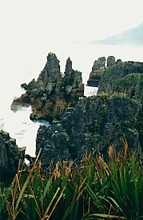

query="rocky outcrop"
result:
[98,60,143,100]
[87,56,115,87]
[96,60,143,147]
[36,94,141,167]
[11,53,84,121]
[0,130,25,185]
[109,73,143,101]
[35,57,143,168]
[107,56,116,67]
[10,54,143,169]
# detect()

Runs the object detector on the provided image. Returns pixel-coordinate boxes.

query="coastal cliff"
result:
[35,56,143,166]
[98,59,143,101]
[87,56,115,87]
[36,94,141,167]
[10,53,143,168]
[11,53,84,121]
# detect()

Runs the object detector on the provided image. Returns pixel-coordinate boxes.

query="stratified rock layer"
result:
[0,130,25,185]
[87,56,115,87]
[98,60,143,100]
[97,60,143,148]
[11,53,84,121]
[11,55,143,169]
[36,94,141,167]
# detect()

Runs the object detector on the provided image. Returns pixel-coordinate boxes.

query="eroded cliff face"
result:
[0,130,25,185]
[96,59,143,151]
[98,60,143,101]
[34,56,143,167]
[11,53,84,121]
[87,57,143,102]
[87,56,115,87]
[11,54,143,168]
[36,94,141,167]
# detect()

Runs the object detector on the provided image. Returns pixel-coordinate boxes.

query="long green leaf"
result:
[41,187,61,219]
[15,149,42,210]
[88,213,126,219]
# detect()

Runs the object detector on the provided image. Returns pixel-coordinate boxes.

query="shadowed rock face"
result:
[35,57,143,167]
[11,53,84,121]
[10,54,143,169]
[107,56,116,67]
[96,60,143,149]
[0,130,25,185]
[87,56,115,87]
[36,94,141,167]
[98,60,143,100]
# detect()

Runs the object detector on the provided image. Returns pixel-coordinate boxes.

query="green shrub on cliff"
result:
[112,73,142,97]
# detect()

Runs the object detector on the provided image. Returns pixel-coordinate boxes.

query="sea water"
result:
[0,42,142,156]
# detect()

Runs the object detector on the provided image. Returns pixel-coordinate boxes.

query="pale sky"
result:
[0,0,143,73]
[0,0,143,44]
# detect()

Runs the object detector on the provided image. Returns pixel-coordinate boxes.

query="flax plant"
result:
[0,144,143,219]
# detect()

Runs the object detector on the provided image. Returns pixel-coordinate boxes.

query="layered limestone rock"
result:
[0,130,25,185]
[87,56,106,87]
[87,56,115,87]
[36,94,141,167]
[11,53,84,121]
[11,55,143,169]
[34,57,143,166]
[107,56,116,67]
[98,60,143,100]
[96,61,143,145]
